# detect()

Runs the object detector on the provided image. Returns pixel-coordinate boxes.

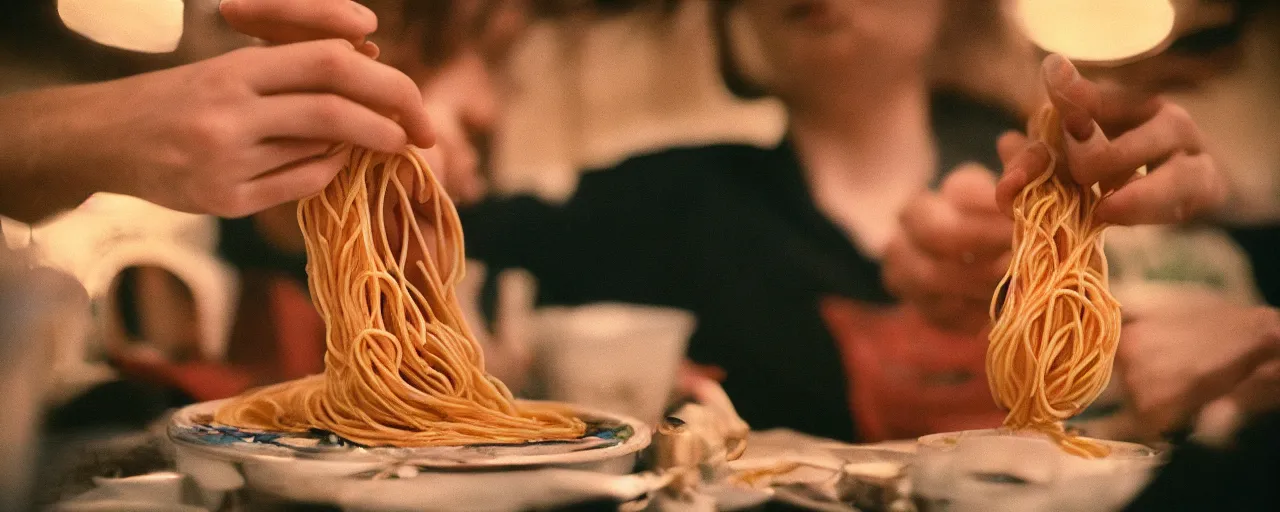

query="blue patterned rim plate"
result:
[169,399,651,469]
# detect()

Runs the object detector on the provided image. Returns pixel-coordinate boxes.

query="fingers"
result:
[1064,102,1205,189]
[359,41,380,59]
[997,131,1029,163]
[995,140,1051,218]
[219,0,377,44]
[237,149,349,215]
[258,93,408,155]
[883,233,1008,303]
[1095,152,1226,225]
[240,41,435,148]
[1090,82,1165,136]
[1041,55,1163,138]
[1040,54,1203,190]
[940,164,999,213]
[1043,54,1103,142]
[900,195,1013,261]
[420,104,488,205]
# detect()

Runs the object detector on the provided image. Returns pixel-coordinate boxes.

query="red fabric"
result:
[114,273,325,401]
[112,356,254,403]
[820,297,1004,442]
[267,277,325,380]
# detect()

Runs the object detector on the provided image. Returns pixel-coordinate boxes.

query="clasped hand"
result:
[884,54,1227,333]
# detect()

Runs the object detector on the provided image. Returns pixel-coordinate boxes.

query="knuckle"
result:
[187,113,238,149]
[311,42,352,78]
[311,96,347,125]
[305,164,341,194]
[1252,306,1280,338]
[193,62,244,101]
[396,74,421,107]
[1162,102,1194,127]
[1184,154,1225,213]
[1163,103,1202,145]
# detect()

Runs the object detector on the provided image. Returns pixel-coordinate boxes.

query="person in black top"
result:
[459,0,1030,442]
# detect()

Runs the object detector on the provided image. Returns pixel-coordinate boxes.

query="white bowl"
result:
[911,429,1163,512]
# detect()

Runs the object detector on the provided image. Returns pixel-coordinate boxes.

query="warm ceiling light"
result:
[58,0,185,54]
[1015,0,1176,65]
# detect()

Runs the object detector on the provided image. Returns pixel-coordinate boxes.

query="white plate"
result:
[169,399,650,470]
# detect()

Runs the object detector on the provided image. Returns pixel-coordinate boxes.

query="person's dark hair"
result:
[1166,0,1269,56]
[392,0,675,66]
[711,0,768,100]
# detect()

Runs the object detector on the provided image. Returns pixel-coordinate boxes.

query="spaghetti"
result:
[214,147,585,447]
[986,105,1123,458]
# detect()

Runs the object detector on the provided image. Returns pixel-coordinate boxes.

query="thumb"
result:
[941,163,999,213]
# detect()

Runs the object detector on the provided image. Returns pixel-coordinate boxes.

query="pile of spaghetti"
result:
[986,105,1123,458]
[214,147,585,447]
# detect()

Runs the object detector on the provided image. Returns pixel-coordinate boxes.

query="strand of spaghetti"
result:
[987,104,1123,458]
[215,146,585,447]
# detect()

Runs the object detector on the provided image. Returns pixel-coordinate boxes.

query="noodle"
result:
[214,147,585,447]
[986,105,1123,458]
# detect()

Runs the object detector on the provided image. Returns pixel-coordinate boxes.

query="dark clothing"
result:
[219,216,309,286]
[459,92,1019,441]
[1124,412,1280,512]
[1229,225,1280,307]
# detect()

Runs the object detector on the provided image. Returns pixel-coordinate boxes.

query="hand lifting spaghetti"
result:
[214,147,585,447]
[986,105,1124,458]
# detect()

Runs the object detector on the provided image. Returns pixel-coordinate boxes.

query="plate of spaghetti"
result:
[169,398,649,469]
[168,146,649,471]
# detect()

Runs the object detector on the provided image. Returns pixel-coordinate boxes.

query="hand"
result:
[416,52,502,206]
[883,165,1013,333]
[996,54,1228,225]
[219,0,378,48]
[418,103,487,205]
[1118,295,1280,438]
[0,39,434,221]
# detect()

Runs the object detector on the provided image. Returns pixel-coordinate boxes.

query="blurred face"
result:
[418,0,530,135]
[731,0,944,103]
[412,0,533,201]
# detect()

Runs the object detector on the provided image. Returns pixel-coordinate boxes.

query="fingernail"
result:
[340,39,356,50]
[1042,55,1095,141]
[1043,54,1078,90]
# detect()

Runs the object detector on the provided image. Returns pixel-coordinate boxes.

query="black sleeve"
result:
[459,148,716,310]
[929,89,1024,186]
[1123,412,1280,512]
[1228,224,1280,307]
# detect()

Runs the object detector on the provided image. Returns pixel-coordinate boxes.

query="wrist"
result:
[0,85,108,222]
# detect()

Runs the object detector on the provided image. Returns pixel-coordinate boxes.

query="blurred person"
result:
[0,0,435,225]
[455,0,1238,443]
[454,0,1026,442]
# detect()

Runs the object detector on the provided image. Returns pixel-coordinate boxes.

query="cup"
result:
[534,303,695,428]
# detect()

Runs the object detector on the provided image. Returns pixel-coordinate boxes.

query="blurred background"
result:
[1,0,1279,509]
